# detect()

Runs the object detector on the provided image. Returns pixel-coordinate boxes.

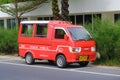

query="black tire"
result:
[56,55,67,68]
[25,53,35,65]
[79,61,89,67]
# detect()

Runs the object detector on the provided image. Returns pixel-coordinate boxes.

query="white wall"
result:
[22,1,52,17]
[0,11,11,18]
[69,0,120,14]
[1,0,120,18]
[102,12,114,23]
[23,0,120,16]
[0,0,120,28]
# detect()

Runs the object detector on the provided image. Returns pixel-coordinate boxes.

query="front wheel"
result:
[56,55,67,68]
[25,53,35,65]
[79,61,89,67]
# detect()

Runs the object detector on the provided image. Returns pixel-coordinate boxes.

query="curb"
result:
[0,55,20,60]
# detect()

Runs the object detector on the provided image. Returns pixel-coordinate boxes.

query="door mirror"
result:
[64,34,69,40]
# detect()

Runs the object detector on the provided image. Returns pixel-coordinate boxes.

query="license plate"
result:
[79,56,88,61]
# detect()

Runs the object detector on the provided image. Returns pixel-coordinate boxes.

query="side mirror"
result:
[64,34,69,40]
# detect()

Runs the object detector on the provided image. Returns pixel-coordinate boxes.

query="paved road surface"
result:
[0,56,120,80]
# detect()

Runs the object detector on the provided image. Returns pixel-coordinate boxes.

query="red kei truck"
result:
[18,20,96,68]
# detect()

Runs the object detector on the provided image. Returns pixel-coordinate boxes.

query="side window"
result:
[35,24,48,38]
[21,24,33,37]
[55,29,66,39]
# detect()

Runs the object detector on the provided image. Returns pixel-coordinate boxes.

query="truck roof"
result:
[21,21,50,24]
[20,20,72,25]
[20,20,82,28]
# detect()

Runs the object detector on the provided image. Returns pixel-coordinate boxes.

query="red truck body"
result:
[18,20,96,68]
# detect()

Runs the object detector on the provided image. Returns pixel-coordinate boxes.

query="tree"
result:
[52,0,69,21]
[0,0,49,28]
[61,0,69,21]
[52,0,61,20]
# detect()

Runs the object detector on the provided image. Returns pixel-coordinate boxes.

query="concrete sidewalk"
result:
[0,55,21,60]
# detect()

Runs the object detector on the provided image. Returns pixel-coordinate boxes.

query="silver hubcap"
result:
[57,57,63,67]
[26,55,32,63]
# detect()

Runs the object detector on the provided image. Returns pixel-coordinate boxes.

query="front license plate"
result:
[79,56,88,61]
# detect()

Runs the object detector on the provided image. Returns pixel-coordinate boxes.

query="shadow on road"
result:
[33,60,90,69]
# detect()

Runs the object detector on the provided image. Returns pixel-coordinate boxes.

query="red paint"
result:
[18,20,96,63]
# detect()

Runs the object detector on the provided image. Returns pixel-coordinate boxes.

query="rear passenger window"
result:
[21,24,33,37]
[35,24,48,38]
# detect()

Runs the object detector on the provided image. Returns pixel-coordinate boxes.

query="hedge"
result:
[0,28,18,54]
[85,19,120,66]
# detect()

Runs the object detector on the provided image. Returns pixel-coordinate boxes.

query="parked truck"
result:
[18,20,96,68]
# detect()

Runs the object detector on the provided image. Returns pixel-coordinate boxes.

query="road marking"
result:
[0,61,120,77]
[69,69,120,77]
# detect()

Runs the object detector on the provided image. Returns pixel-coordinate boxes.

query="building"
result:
[0,0,120,29]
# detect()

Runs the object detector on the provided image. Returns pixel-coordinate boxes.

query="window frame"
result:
[35,23,48,38]
[54,27,67,39]
[21,24,34,37]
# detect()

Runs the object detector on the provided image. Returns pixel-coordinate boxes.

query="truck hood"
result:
[73,40,95,47]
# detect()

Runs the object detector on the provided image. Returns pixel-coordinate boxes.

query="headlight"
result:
[91,46,95,52]
[69,47,81,53]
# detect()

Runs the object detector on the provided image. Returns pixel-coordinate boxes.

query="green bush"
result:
[85,19,120,66]
[0,28,18,54]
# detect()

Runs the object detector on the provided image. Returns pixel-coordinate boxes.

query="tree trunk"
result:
[14,0,19,29]
[61,0,69,21]
[52,0,61,20]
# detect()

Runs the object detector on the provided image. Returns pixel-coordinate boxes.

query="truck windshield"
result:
[68,27,92,40]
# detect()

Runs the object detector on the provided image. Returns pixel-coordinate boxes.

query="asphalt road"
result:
[0,56,120,80]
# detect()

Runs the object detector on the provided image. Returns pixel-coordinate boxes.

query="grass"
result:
[93,59,120,67]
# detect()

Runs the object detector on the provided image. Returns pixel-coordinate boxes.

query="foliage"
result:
[0,28,18,54]
[0,0,11,4]
[0,0,49,27]
[85,19,120,66]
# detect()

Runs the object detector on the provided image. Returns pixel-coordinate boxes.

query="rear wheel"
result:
[25,53,35,65]
[56,55,67,68]
[79,61,89,67]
